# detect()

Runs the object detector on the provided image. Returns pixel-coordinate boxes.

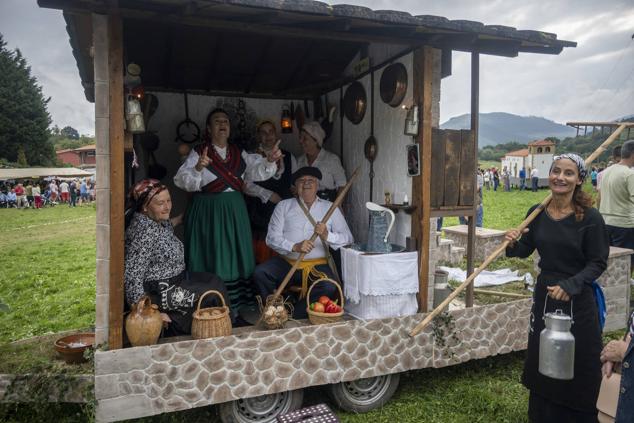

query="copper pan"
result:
[343,81,366,124]
[380,62,408,108]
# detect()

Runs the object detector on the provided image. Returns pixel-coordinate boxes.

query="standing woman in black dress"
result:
[505,153,609,423]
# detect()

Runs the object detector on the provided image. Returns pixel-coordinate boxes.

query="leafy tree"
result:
[60,125,79,139]
[16,146,27,166]
[0,33,54,166]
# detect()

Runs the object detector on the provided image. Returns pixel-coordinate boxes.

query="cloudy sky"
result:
[0,0,632,135]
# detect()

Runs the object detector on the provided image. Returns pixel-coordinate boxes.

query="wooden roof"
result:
[0,167,93,180]
[528,139,555,146]
[38,0,576,102]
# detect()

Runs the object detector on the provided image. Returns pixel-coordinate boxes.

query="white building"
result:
[501,139,555,186]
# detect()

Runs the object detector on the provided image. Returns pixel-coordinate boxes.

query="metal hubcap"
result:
[233,392,292,422]
[341,375,391,406]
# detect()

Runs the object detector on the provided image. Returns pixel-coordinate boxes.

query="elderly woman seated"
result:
[124,179,229,336]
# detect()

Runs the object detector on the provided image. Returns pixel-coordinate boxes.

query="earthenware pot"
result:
[125,295,162,347]
[54,333,95,364]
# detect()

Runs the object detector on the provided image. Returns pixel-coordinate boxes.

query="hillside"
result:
[440,112,577,147]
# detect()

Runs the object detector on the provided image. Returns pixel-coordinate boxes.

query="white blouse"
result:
[297,148,346,191]
[173,144,277,192]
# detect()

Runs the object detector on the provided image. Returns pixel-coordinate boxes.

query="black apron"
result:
[523,274,602,416]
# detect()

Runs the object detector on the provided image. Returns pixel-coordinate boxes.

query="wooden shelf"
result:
[382,204,417,214]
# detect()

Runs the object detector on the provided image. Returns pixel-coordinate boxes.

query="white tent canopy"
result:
[0,167,93,180]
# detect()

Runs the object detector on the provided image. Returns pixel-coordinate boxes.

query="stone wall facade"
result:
[596,247,631,332]
[95,299,531,422]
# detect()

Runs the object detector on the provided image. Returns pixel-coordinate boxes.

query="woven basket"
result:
[306,278,344,325]
[191,290,232,339]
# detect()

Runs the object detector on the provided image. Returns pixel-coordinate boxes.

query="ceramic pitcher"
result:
[366,202,395,253]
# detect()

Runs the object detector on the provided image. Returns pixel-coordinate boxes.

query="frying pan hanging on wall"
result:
[380,62,408,108]
[343,81,366,124]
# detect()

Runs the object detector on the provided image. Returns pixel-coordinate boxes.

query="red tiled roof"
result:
[528,139,555,146]
[505,148,529,157]
[74,144,96,151]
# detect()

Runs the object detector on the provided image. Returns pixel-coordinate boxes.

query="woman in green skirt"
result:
[174,108,282,313]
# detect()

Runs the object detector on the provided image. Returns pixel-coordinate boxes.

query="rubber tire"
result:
[327,373,400,413]
[218,389,304,423]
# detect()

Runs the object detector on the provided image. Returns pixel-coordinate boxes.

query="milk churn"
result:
[366,202,395,253]
[538,297,575,380]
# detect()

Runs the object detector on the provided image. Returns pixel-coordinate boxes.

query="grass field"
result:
[0,186,616,422]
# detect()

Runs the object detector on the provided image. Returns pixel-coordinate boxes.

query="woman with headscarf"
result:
[124,179,228,336]
[296,121,346,202]
[174,108,281,314]
[505,153,609,422]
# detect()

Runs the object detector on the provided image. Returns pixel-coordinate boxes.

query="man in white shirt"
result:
[530,167,539,192]
[59,180,70,203]
[254,167,353,318]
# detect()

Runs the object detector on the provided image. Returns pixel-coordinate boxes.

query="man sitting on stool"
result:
[253,167,353,319]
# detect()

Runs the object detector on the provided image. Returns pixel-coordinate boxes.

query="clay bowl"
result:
[54,333,95,364]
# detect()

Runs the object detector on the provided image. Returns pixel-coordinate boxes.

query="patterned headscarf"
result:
[551,153,588,182]
[129,178,166,208]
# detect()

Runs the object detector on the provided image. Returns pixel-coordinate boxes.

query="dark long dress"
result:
[506,205,609,422]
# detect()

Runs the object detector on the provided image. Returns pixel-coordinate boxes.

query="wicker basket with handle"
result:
[191,290,232,339]
[306,278,344,325]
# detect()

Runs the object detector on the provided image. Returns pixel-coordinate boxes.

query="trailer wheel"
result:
[328,373,400,413]
[218,389,304,423]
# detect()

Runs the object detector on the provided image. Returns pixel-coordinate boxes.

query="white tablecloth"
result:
[341,247,419,304]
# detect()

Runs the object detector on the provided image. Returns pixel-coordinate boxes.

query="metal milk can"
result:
[538,297,575,380]
[366,202,395,253]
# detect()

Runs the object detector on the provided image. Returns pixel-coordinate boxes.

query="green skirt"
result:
[185,191,256,310]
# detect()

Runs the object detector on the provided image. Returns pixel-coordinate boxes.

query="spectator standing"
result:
[14,183,27,208]
[531,167,539,191]
[483,168,491,190]
[32,184,42,209]
[590,167,598,190]
[492,168,500,191]
[519,167,526,190]
[25,181,34,208]
[0,191,7,208]
[69,179,78,207]
[80,179,89,205]
[59,180,70,203]
[597,146,621,195]
[598,139,634,266]
[49,180,59,203]
[502,167,510,192]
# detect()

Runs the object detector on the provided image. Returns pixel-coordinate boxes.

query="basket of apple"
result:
[306,278,344,325]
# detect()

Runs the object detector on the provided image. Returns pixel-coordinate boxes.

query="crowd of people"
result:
[0,178,96,209]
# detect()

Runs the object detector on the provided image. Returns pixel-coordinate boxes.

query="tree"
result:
[60,125,79,139]
[0,33,54,166]
[16,145,27,166]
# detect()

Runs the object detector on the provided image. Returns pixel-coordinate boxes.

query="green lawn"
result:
[0,205,96,343]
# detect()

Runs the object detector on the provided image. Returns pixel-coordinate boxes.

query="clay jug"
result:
[125,295,163,346]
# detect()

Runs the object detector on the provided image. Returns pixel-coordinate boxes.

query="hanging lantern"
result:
[131,85,145,100]
[403,104,419,136]
[126,95,145,134]
[281,104,292,134]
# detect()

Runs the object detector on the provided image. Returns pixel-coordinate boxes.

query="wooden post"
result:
[465,51,479,308]
[412,46,434,312]
[108,12,125,350]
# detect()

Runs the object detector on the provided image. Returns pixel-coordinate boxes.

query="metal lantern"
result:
[281,105,292,134]
[126,95,145,134]
[404,105,419,136]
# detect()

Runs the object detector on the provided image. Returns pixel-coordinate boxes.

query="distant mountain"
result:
[440,112,577,147]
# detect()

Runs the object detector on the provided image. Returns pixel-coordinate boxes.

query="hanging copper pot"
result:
[380,63,408,108]
[343,81,366,124]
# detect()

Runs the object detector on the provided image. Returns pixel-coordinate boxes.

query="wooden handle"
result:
[196,289,227,311]
[409,122,632,337]
[272,167,360,299]
[306,277,345,308]
[137,295,151,314]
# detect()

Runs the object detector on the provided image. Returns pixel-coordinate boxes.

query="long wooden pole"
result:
[410,122,633,337]
[271,167,360,299]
